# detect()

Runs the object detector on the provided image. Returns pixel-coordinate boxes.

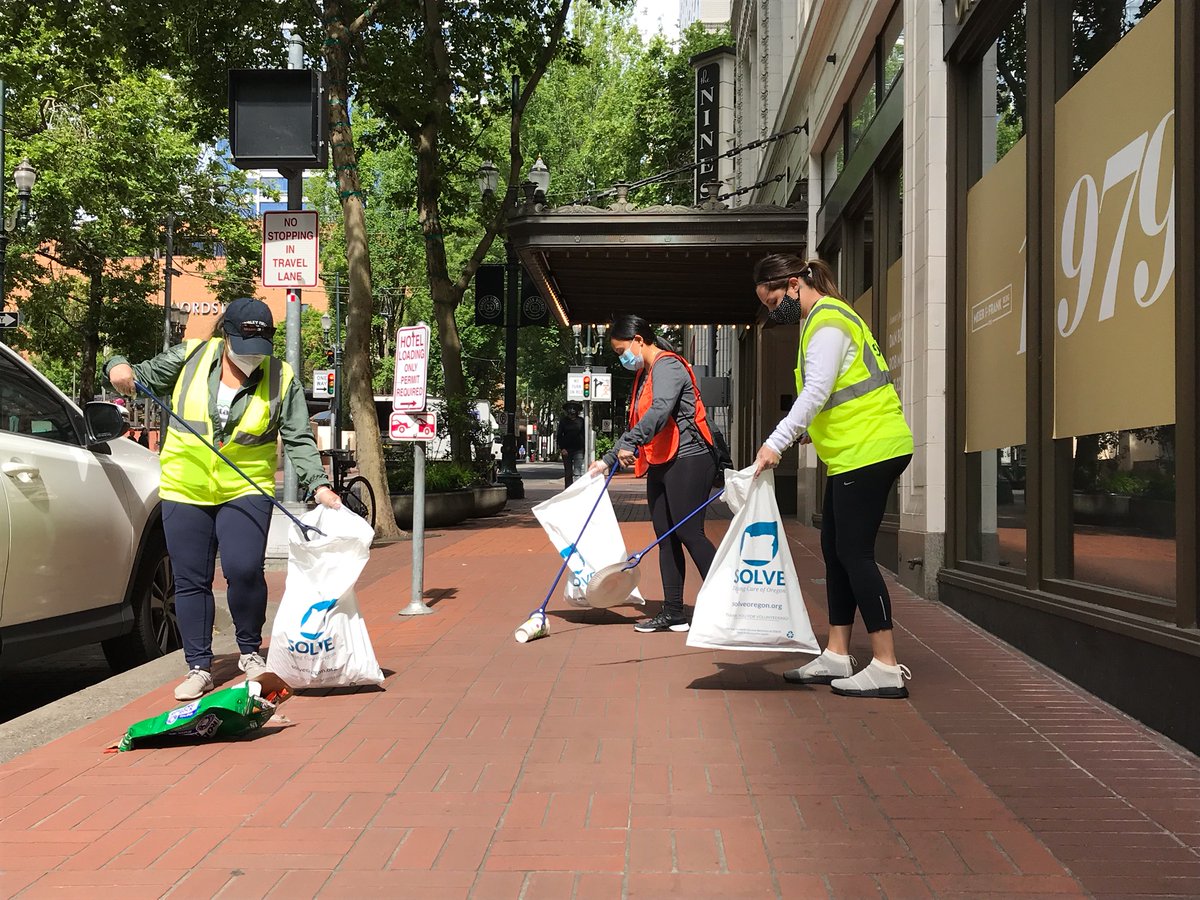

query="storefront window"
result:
[822,125,844,199]
[882,3,904,95]
[1071,0,1163,86]
[848,58,878,154]
[1056,1,1175,600]
[1068,427,1175,599]
[963,2,1028,571]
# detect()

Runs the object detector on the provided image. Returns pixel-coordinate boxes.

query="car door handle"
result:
[3,461,41,482]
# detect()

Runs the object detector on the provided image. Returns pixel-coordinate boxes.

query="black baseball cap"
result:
[222,298,276,355]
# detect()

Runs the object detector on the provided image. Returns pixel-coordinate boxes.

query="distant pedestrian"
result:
[556,402,585,487]
[105,298,342,702]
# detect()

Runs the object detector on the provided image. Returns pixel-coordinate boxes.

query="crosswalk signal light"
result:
[582,374,591,399]
[327,372,336,396]
[326,348,335,365]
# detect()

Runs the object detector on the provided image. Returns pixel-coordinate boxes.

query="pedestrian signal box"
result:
[314,368,334,399]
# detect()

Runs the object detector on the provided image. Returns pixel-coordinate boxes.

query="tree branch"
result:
[453,0,574,296]
[349,0,387,34]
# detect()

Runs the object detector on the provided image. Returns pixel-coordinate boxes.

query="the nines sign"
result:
[695,61,720,203]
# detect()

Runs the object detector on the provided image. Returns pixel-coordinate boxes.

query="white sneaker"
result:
[830,659,912,699]
[238,652,270,680]
[783,650,856,685]
[175,668,214,701]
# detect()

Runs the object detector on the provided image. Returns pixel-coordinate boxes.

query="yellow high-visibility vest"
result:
[159,338,291,504]
[796,296,913,475]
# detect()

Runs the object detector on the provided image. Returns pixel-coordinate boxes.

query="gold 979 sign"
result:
[1053,0,1175,438]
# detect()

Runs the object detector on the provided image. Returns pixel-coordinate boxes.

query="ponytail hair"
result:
[753,253,845,301]
[607,315,677,353]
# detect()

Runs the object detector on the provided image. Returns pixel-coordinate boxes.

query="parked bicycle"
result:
[320,448,377,529]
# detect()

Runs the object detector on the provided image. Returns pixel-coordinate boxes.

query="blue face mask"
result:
[619,347,644,371]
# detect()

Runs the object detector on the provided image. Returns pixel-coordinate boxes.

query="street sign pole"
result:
[397,322,434,617]
[280,37,305,506]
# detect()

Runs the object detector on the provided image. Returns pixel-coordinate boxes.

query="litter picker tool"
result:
[516,463,622,643]
[135,380,325,541]
[585,488,727,608]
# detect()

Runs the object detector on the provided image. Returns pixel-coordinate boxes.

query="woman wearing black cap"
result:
[105,297,341,701]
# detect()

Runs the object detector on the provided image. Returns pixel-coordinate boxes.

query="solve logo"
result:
[288,598,339,655]
[734,521,786,588]
[560,543,593,586]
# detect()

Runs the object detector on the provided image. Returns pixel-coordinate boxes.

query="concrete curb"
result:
[0,595,276,765]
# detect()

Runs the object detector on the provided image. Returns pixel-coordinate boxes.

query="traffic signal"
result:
[326,348,335,365]
[327,372,336,396]
[582,374,591,399]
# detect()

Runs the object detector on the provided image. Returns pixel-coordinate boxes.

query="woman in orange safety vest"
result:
[588,316,720,634]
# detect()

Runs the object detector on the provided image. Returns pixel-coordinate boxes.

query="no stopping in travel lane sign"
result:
[262,211,319,288]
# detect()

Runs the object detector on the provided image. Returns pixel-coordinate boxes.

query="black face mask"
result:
[767,295,802,326]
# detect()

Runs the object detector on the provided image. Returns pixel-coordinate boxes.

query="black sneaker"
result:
[634,611,690,633]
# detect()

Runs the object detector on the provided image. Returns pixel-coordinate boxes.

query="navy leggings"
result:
[162,495,274,669]
[821,454,911,633]
[646,453,719,616]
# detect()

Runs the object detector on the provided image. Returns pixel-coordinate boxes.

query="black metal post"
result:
[162,212,175,352]
[332,272,343,451]
[497,73,525,500]
[497,234,525,499]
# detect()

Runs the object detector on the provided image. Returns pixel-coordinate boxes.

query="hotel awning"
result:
[507,200,808,326]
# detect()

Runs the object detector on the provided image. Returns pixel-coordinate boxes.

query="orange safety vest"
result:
[628,351,716,476]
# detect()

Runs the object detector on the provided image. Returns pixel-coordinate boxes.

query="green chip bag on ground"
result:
[115,678,290,752]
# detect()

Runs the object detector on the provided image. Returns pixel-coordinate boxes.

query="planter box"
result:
[1130,497,1175,538]
[473,485,508,518]
[1072,491,1131,525]
[391,490,475,529]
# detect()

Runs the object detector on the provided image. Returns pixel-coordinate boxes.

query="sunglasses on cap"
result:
[224,321,277,339]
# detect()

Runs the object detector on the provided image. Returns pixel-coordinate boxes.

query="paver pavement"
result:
[2,464,1199,898]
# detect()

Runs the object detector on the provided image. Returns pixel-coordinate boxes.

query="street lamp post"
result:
[0,80,38,311]
[477,134,551,502]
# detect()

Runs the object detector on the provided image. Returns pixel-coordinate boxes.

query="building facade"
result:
[680,0,733,32]
[725,0,1197,752]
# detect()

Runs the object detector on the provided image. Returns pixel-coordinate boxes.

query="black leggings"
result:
[646,453,719,615]
[162,494,274,669]
[821,454,911,633]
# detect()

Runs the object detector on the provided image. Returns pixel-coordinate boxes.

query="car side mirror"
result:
[85,402,129,445]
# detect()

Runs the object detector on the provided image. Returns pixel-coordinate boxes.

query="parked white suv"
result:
[0,344,178,671]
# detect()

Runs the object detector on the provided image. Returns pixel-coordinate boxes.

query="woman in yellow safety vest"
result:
[106,298,342,702]
[752,256,915,699]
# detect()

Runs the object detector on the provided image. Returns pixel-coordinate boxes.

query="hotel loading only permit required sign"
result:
[393,323,430,413]
[262,211,319,288]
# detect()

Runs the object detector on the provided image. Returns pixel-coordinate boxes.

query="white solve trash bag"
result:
[687,466,819,654]
[532,473,645,608]
[267,505,385,687]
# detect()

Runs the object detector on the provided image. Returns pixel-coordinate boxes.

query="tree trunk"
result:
[78,267,104,406]
[414,119,470,460]
[322,2,403,539]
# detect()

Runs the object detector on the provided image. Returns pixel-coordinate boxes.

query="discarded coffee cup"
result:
[514,612,549,643]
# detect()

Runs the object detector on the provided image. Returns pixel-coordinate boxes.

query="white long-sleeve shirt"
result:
[764,324,856,454]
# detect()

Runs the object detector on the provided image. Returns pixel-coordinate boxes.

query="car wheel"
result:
[102,530,180,672]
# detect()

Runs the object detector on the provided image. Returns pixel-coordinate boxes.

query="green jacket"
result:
[104,343,331,496]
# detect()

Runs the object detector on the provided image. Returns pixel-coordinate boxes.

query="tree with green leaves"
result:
[1,67,258,403]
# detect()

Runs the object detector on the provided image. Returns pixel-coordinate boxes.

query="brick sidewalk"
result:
[2,465,1199,898]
